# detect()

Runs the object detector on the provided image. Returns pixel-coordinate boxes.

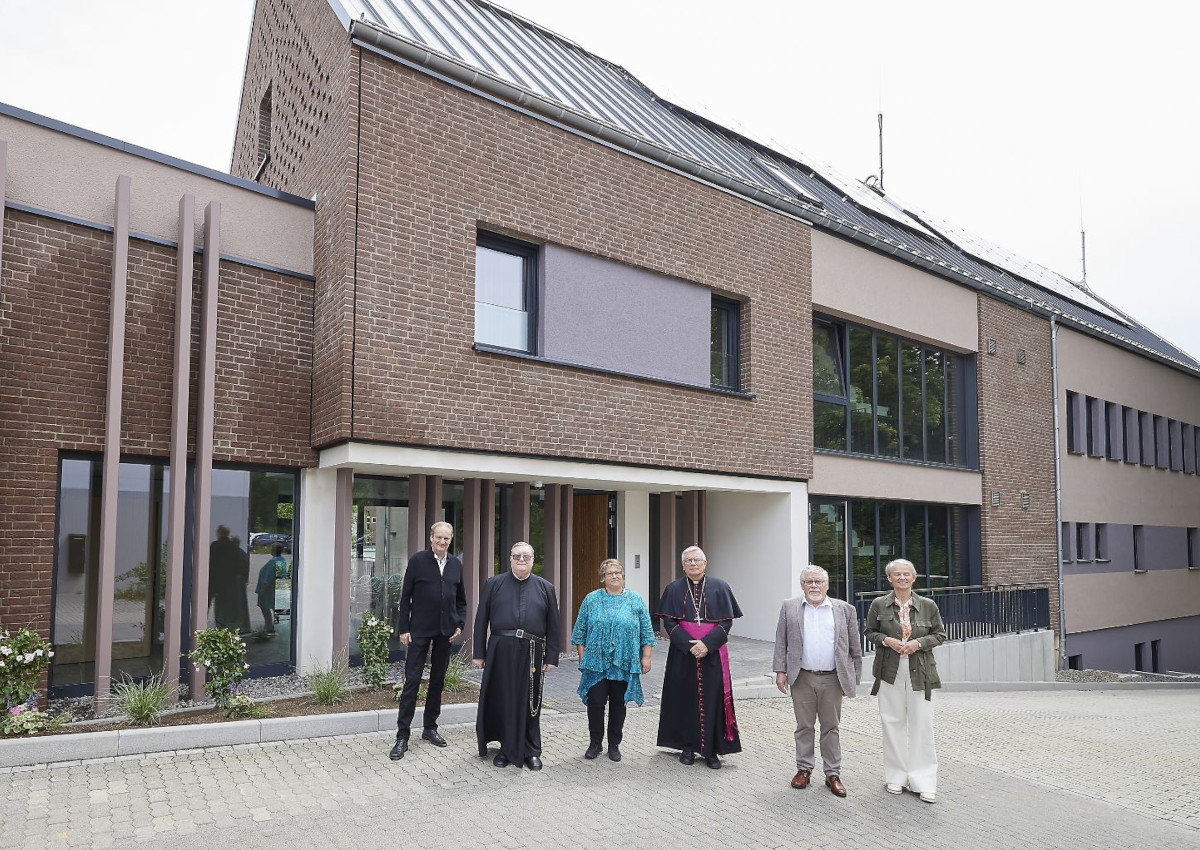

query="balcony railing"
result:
[853,584,1050,650]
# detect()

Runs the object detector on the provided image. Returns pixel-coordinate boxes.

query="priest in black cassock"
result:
[473,541,560,770]
[655,545,743,769]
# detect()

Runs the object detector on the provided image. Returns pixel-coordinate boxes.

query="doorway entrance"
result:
[571,492,614,617]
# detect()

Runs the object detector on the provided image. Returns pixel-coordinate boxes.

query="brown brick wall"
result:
[230,0,356,448]
[0,209,314,632]
[976,296,1060,628]
[347,50,811,477]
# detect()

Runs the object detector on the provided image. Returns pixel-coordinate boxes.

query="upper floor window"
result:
[710,296,740,391]
[813,316,974,466]
[475,233,537,353]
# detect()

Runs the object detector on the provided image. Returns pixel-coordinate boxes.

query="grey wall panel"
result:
[1065,614,1200,673]
[540,243,709,386]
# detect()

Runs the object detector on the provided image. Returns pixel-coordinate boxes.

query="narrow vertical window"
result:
[1065,391,1079,453]
[1075,522,1091,561]
[1188,527,1198,569]
[1140,411,1154,467]
[1094,523,1108,560]
[710,296,740,390]
[1105,402,1122,461]
[475,233,537,354]
[257,86,272,166]
[1123,407,1140,464]
[1085,396,1096,456]
[813,321,848,450]
[1061,521,1073,562]
[1133,525,1145,571]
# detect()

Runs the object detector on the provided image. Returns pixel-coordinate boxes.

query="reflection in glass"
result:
[903,504,928,581]
[814,400,847,451]
[849,328,874,454]
[851,501,877,595]
[813,324,845,396]
[925,350,947,463]
[350,476,409,659]
[928,506,950,588]
[901,344,924,459]
[876,334,900,457]
[809,501,847,602]
[877,502,901,580]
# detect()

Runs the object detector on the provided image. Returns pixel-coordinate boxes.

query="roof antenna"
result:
[877,111,885,192]
[1079,191,1088,290]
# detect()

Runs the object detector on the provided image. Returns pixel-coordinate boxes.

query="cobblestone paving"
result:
[2,687,1198,849]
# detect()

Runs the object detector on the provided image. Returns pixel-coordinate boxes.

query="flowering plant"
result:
[188,628,250,709]
[0,628,54,710]
[356,616,393,690]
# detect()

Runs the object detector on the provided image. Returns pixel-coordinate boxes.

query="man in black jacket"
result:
[389,521,467,760]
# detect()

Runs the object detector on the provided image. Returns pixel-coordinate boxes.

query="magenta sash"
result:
[678,621,737,741]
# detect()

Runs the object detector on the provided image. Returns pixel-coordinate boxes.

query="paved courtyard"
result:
[2,683,1198,849]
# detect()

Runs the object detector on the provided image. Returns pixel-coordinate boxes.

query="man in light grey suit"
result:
[773,564,863,797]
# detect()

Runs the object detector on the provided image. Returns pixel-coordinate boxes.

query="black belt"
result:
[496,629,546,643]
[801,668,836,675]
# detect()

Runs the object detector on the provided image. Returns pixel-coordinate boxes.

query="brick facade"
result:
[232,8,812,478]
[976,296,1060,626]
[0,209,314,632]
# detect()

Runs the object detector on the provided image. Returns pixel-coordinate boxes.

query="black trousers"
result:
[586,678,628,747]
[395,633,452,740]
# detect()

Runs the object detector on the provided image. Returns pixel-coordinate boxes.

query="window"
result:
[1188,527,1199,569]
[1061,521,1073,562]
[1085,396,1096,456]
[1154,415,1168,468]
[475,233,537,353]
[1095,523,1109,561]
[710,296,740,390]
[1183,424,1196,474]
[1105,402,1122,461]
[1139,411,1154,467]
[1075,522,1092,561]
[1123,407,1140,464]
[1065,391,1080,453]
[813,315,973,466]
[1133,525,1145,571]
[257,87,272,165]
[1168,419,1183,471]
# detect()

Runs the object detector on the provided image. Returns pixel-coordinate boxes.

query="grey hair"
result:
[800,564,829,584]
[884,558,915,577]
[681,545,706,563]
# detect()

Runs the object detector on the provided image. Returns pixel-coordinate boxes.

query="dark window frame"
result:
[710,295,741,391]
[474,231,539,355]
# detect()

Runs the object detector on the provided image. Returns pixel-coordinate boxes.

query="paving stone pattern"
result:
[2,683,1198,849]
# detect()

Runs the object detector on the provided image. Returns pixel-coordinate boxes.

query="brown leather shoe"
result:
[790,769,811,789]
[826,775,847,797]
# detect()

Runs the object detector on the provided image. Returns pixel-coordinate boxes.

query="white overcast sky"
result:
[1,0,1197,360]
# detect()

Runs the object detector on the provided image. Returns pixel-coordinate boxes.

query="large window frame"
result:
[474,232,539,354]
[710,295,741,391]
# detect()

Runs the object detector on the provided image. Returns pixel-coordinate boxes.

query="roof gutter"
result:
[349,21,1200,378]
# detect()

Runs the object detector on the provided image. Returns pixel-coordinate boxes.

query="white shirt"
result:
[800,596,836,672]
[435,553,447,575]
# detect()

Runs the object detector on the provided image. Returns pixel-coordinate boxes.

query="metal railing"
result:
[853,584,1051,649]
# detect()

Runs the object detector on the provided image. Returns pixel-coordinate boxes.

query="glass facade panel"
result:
[877,501,902,580]
[475,244,531,351]
[813,324,845,396]
[814,400,847,451]
[851,501,877,595]
[901,343,924,459]
[903,503,927,579]
[849,327,875,454]
[927,506,950,588]
[810,501,847,602]
[925,350,947,464]
[710,298,739,390]
[875,334,900,457]
[350,476,409,658]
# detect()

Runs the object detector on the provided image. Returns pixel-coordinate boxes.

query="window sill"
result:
[472,343,756,399]
[1094,558,1111,564]
[1133,569,1148,574]
[1188,567,1200,572]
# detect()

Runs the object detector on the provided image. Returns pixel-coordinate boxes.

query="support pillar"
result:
[332,468,354,659]
[658,492,677,600]
[407,474,427,558]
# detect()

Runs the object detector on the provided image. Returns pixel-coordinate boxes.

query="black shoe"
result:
[493,753,510,768]
[421,728,447,747]
[705,755,722,770]
[608,746,622,762]
[584,744,602,760]
[389,738,408,761]
[679,751,696,765]
[479,746,489,758]
[524,756,543,771]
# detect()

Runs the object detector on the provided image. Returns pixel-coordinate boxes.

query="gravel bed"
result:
[1055,668,1200,683]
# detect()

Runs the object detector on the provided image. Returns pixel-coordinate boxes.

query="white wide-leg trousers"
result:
[877,655,937,794]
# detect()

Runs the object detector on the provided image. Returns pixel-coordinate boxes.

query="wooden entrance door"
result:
[572,494,611,618]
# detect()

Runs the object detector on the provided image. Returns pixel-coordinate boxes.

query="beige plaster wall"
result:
[1064,569,1200,632]
[810,453,982,505]
[811,229,978,351]
[1,114,313,275]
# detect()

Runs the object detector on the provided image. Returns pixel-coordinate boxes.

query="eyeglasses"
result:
[511,553,534,562]
[802,579,828,586]
[602,572,623,579]
[682,558,706,565]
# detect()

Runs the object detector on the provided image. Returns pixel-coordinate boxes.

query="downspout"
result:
[1050,313,1068,670]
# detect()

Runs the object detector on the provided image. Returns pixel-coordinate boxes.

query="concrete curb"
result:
[0,702,478,769]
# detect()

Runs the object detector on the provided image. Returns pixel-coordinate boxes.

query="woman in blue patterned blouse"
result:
[571,558,656,762]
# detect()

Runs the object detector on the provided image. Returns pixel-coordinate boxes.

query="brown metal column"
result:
[92,175,131,710]
[658,493,677,599]
[543,484,562,598]
[461,479,482,648]
[479,479,496,585]
[697,491,707,550]
[558,484,574,654]
[162,195,195,704]
[332,467,354,659]
[426,475,444,528]
[511,482,530,544]
[680,491,700,550]
[407,473,427,557]
[188,202,221,701]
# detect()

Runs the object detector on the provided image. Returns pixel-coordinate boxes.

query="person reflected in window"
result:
[255,543,289,634]
[209,525,250,633]
[571,558,655,762]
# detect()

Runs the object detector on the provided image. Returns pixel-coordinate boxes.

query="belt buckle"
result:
[515,628,526,639]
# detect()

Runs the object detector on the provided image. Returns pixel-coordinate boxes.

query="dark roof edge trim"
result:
[0,101,315,209]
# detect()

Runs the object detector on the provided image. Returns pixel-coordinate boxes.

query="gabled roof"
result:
[328,0,1200,374]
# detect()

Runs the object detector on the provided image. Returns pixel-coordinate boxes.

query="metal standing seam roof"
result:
[330,0,1200,373]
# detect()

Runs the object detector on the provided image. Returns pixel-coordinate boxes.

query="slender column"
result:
[658,493,677,599]
[511,482,531,544]
[461,478,482,647]
[407,474,427,558]
[332,467,354,659]
[558,484,574,653]
[543,484,562,603]
[162,195,195,704]
[479,479,496,585]
[697,491,707,550]
[680,491,700,550]
[426,475,443,528]
[188,201,221,701]
[93,176,131,710]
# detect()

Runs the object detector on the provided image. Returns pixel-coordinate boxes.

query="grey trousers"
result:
[790,669,845,777]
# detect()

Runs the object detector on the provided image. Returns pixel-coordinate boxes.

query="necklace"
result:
[689,577,705,623]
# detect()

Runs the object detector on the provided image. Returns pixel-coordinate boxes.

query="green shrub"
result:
[188,628,248,709]
[111,673,175,726]
[356,616,393,690]
[0,628,54,709]
[225,693,271,719]
[443,645,473,691]
[307,658,350,705]
[1,705,65,736]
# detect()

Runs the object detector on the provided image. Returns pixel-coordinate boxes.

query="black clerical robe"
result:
[474,571,561,763]
[655,575,743,758]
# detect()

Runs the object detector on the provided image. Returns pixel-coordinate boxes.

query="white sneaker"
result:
[919,792,937,804]
[886,784,904,795]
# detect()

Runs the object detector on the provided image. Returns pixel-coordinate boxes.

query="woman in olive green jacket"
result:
[864,559,947,803]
